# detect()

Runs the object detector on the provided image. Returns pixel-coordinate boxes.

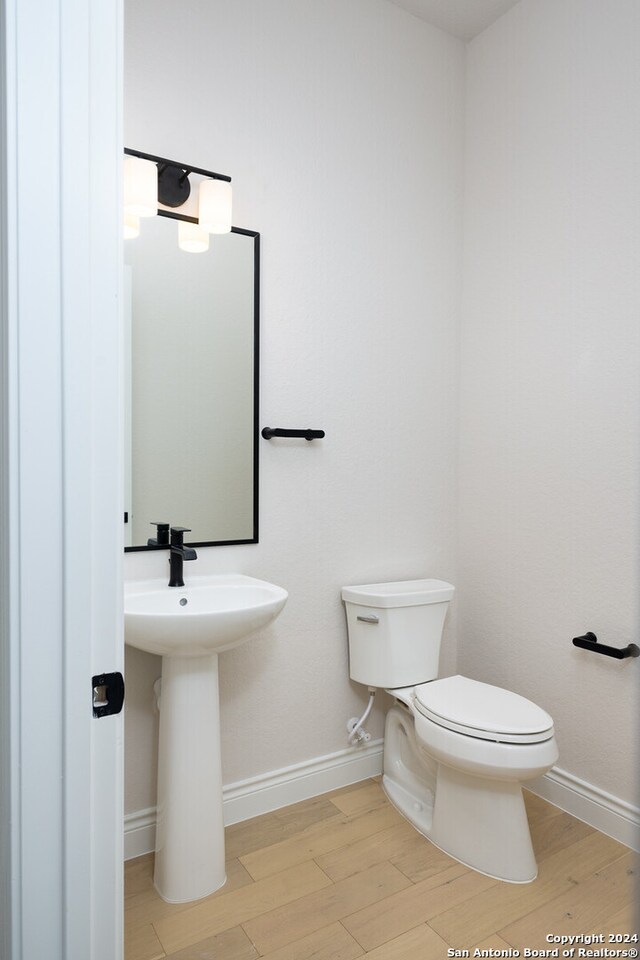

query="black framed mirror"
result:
[123,150,259,551]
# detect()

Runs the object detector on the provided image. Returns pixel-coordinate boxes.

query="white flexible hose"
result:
[348,688,376,744]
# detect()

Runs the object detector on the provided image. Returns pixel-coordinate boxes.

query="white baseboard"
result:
[123,806,158,862]
[124,750,639,861]
[527,766,640,852]
[124,738,384,861]
[222,737,384,826]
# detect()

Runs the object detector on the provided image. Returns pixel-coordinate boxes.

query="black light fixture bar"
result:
[124,147,231,183]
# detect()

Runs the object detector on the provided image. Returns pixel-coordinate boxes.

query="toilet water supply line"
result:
[347,688,376,745]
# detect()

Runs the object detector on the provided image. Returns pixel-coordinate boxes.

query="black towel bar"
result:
[261,427,325,441]
[572,632,639,660]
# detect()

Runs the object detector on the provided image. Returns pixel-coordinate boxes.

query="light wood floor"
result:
[125,779,638,960]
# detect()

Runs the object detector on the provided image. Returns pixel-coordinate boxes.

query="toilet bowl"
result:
[384,678,558,882]
[342,579,559,883]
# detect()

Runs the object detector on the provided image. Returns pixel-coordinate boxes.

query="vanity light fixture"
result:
[198,179,232,234]
[124,154,157,219]
[124,148,233,250]
[178,220,209,254]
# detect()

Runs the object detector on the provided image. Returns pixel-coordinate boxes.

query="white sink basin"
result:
[124,573,288,657]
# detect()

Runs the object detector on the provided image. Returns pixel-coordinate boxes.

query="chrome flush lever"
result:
[357,614,379,624]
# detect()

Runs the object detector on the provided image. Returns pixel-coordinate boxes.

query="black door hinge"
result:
[92,672,125,718]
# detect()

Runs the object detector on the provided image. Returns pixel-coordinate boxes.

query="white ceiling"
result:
[387,0,521,42]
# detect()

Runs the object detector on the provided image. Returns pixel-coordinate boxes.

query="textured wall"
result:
[124,0,464,814]
[459,0,640,804]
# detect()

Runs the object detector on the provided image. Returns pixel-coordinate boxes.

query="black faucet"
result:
[168,526,197,587]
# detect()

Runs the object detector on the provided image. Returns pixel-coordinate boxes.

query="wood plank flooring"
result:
[125,780,638,960]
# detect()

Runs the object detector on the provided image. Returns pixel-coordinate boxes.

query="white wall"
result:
[459,0,640,805]
[124,0,464,815]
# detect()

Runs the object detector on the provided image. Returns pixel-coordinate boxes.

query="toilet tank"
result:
[342,579,455,688]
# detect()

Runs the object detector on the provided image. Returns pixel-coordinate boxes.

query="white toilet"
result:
[342,579,558,883]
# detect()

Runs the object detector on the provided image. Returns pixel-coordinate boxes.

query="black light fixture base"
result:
[157,163,191,208]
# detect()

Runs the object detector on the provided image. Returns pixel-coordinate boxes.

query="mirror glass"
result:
[124,217,259,549]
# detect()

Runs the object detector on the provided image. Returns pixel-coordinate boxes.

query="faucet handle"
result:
[148,521,170,547]
[169,526,197,562]
[170,526,192,548]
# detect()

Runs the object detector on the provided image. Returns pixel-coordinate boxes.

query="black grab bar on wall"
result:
[572,632,640,660]
[261,427,325,441]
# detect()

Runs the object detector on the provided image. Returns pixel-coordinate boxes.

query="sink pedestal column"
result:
[154,653,226,902]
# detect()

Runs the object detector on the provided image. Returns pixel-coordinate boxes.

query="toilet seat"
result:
[413,675,554,744]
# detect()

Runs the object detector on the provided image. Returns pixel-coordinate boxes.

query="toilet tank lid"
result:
[342,579,455,608]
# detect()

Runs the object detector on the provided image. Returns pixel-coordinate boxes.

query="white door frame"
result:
[1,1,123,958]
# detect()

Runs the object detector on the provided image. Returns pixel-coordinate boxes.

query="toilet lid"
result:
[413,675,554,744]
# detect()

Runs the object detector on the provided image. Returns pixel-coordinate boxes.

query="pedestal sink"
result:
[124,573,287,903]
